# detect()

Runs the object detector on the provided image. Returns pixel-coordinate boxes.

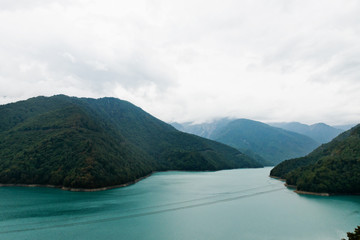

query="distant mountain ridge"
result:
[270,124,360,194]
[0,95,261,190]
[172,118,232,139]
[269,122,343,144]
[172,118,319,165]
[332,124,357,131]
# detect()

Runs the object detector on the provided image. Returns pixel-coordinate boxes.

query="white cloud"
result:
[0,0,359,125]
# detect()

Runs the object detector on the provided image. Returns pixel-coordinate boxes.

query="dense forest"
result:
[270,124,360,194]
[0,95,261,189]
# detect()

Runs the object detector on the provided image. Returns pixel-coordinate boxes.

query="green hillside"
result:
[0,95,261,189]
[213,119,319,165]
[174,119,319,165]
[270,124,360,194]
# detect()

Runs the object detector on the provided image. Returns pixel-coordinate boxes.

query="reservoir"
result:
[0,167,359,240]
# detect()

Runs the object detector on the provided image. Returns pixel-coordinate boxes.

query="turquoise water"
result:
[0,167,359,240]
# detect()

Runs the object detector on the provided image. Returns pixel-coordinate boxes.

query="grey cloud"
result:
[0,0,74,11]
[1,0,360,125]
[45,50,174,93]
[329,59,360,80]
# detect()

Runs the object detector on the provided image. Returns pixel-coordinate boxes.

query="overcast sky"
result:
[0,0,359,125]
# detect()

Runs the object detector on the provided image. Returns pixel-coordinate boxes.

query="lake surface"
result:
[0,167,359,240]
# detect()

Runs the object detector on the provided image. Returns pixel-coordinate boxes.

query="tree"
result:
[342,226,360,240]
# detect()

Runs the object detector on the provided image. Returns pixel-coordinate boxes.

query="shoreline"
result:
[0,172,154,192]
[0,168,262,192]
[269,175,286,181]
[294,190,330,197]
[284,183,297,188]
[269,175,331,197]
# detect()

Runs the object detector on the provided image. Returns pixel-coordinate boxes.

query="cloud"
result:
[0,0,176,101]
[0,0,68,11]
[0,0,360,125]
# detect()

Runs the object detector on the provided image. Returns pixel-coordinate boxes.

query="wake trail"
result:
[0,187,284,234]
[1,182,280,228]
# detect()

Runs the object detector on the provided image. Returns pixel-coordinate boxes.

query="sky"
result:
[0,0,359,125]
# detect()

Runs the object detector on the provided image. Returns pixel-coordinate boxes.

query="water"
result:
[0,167,359,240]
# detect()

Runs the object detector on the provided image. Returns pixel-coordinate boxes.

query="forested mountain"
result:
[270,124,360,194]
[0,95,261,189]
[172,119,319,165]
[269,122,343,144]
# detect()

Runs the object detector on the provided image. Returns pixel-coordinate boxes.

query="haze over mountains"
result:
[0,95,261,189]
[172,119,323,165]
[268,122,343,144]
[332,124,357,131]
[173,117,360,195]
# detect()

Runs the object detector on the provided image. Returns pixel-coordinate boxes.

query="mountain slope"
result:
[212,119,319,165]
[269,122,343,144]
[270,124,360,194]
[171,119,271,165]
[332,124,357,131]
[0,95,261,189]
[171,118,232,139]
[172,119,319,165]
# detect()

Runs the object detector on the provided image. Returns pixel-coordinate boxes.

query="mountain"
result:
[171,119,270,165]
[0,95,261,189]
[172,119,319,165]
[332,123,357,131]
[270,124,360,194]
[269,122,343,144]
[170,118,232,139]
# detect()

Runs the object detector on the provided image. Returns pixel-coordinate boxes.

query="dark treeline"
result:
[271,124,360,194]
[342,226,360,240]
[0,95,261,189]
